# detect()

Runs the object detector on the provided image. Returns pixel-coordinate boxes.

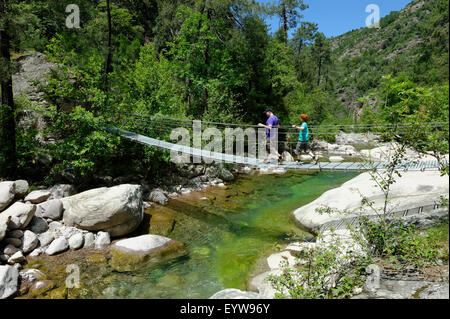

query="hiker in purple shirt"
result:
[258,108,281,162]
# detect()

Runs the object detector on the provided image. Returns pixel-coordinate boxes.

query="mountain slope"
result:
[330,0,449,113]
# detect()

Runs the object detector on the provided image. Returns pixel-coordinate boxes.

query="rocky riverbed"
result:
[240,170,449,300]
[0,163,243,299]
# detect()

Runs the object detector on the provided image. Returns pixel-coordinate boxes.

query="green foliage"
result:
[43,106,121,179]
[360,75,449,174]
[269,239,370,299]
[361,218,449,268]
[3,0,449,181]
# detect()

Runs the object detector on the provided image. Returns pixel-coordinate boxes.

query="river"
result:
[25,171,357,299]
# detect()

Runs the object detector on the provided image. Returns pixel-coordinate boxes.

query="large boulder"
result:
[0,265,19,299]
[0,202,36,230]
[62,185,144,237]
[293,171,449,230]
[109,235,186,272]
[0,182,15,212]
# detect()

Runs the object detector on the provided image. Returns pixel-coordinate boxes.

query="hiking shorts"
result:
[295,141,310,155]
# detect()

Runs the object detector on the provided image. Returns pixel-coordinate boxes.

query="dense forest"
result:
[0,0,448,184]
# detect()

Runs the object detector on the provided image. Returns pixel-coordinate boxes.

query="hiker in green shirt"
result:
[292,114,319,165]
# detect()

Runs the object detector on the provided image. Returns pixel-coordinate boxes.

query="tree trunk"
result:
[317,56,322,86]
[0,6,17,177]
[201,8,211,115]
[282,3,288,45]
[104,0,113,92]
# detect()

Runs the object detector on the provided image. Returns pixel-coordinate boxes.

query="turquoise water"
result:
[28,171,357,299]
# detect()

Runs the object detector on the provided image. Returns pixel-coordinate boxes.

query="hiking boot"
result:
[313,156,319,165]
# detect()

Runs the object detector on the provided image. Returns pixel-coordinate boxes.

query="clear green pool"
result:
[27,171,357,299]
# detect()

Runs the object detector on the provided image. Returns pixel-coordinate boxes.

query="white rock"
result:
[0,182,15,212]
[259,166,286,175]
[360,143,446,162]
[285,242,317,254]
[7,251,25,264]
[29,248,43,257]
[300,155,313,161]
[48,221,63,233]
[143,202,152,210]
[45,236,68,256]
[0,265,19,299]
[0,202,36,230]
[62,185,144,237]
[20,269,46,283]
[24,190,51,204]
[267,251,297,270]
[94,232,111,250]
[329,156,344,163]
[0,216,8,241]
[13,180,29,198]
[12,263,22,271]
[272,168,287,175]
[293,171,450,230]
[419,284,449,299]
[336,132,379,145]
[68,233,84,250]
[22,230,39,254]
[112,235,171,253]
[83,232,95,248]
[248,270,283,299]
[59,226,83,240]
[38,231,54,247]
[35,199,63,220]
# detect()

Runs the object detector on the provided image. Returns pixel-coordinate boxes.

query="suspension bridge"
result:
[107,114,449,172]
